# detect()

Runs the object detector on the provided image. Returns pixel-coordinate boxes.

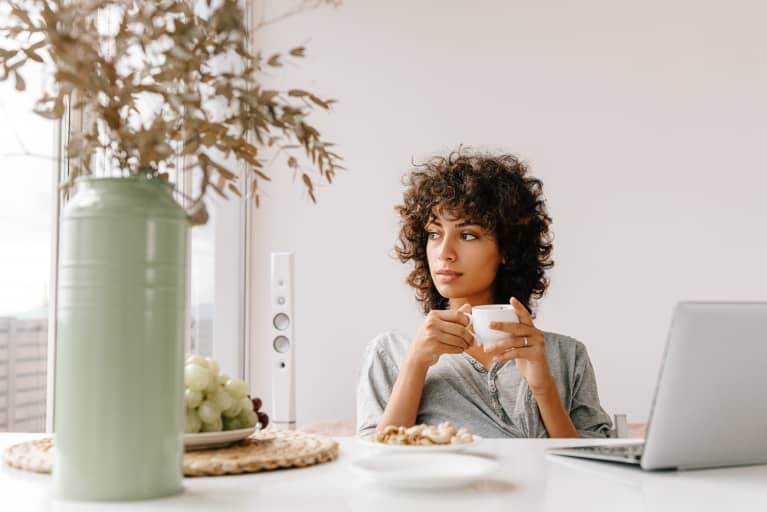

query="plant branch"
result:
[0,0,345,226]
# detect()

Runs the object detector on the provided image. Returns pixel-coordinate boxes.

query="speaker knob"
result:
[273,312,290,330]
[273,336,290,354]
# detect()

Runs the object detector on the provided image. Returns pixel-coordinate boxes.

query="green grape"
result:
[185,355,207,368]
[184,388,203,409]
[217,375,228,386]
[224,378,248,399]
[201,416,223,432]
[237,396,252,415]
[185,409,202,433]
[197,400,220,424]
[184,364,210,392]
[211,390,233,412]
[238,407,257,428]
[205,372,219,393]
[222,400,242,418]
[223,416,244,431]
[204,357,220,376]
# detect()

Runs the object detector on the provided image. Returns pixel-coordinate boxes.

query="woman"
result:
[356,150,612,438]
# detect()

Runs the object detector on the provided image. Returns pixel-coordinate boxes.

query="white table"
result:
[2,433,766,511]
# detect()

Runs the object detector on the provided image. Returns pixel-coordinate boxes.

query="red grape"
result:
[257,412,269,429]
[251,397,262,412]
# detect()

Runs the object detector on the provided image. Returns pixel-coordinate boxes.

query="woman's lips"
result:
[435,272,462,283]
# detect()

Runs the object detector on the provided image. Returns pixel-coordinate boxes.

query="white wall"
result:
[247,0,767,427]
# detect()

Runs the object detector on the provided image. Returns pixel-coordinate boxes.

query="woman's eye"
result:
[426,231,440,239]
[462,232,478,241]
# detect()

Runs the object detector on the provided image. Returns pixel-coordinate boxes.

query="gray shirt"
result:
[356,330,613,438]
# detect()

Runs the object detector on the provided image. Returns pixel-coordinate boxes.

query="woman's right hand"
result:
[406,303,474,369]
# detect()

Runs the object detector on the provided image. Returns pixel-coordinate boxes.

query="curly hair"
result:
[395,149,554,315]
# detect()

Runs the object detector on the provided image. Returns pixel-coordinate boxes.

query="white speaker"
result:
[270,252,296,430]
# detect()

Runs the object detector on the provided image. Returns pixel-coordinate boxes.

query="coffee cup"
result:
[462,304,519,346]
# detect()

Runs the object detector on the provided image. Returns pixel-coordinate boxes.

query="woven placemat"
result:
[3,430,338,477]
[3,437,52,474]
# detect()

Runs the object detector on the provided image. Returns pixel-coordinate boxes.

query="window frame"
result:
[44,100,73,432]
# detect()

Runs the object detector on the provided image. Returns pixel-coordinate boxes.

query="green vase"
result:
[54,175,188,501]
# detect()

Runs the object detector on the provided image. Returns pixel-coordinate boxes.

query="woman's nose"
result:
[437,236,457,261]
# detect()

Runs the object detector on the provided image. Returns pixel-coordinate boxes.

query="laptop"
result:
[548,302,767,470]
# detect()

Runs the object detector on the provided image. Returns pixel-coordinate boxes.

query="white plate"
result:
[358,434,483,453]
[350,452,499,490]
[184,427,255,451]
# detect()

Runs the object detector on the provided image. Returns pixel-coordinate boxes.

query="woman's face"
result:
[425,209,502,307]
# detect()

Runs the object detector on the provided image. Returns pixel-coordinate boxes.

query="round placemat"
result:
[3,430,339,477]
[3,437,52,474]
[184,430,339,476]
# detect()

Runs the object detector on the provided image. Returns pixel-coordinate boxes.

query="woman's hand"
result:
[406,303,474,370]
[482,297,555,395]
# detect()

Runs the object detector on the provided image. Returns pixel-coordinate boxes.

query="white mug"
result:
[463,304,519,346]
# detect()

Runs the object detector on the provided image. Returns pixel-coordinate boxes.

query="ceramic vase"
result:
[53,175,187,501]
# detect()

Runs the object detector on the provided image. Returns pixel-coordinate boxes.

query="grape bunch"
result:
[183,354,268,433]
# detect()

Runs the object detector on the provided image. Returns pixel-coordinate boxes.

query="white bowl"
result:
[184,427,255,451]
[357,434,483,453]
[349,452,499,490]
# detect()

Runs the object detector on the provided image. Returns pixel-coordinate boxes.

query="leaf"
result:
[24,49,43,63]
[256,169,271,181]
[216,166,237,180]
[238,152,267,174]
[288,89,311,98]
[289,46,305,57]
[11,6,34,27]
[267,53,282,67]
[187,201,209,226]
[287,156,298,168]
[212,175,229,198]
[250,178,258,198]
[14,72,25,91]
[302,174,317,203]
[308,94,329,109]
[227,183,242,197]
[259,89,279,103]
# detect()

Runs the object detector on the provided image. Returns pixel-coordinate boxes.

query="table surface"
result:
[2,433,766,512]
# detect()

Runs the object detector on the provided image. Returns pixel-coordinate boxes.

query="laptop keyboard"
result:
[568,443,645,457]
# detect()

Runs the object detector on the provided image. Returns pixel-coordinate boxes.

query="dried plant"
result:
[0,0,343,225]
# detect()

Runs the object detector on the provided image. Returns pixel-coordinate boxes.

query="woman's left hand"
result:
[483,297,555,395]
